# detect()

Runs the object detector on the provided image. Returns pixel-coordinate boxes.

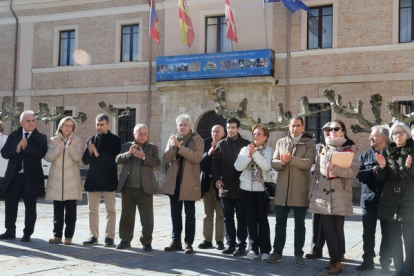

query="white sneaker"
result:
[262,253,271,261]
[245,250,258,260]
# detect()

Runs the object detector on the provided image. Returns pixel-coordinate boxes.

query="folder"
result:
[328,150,354,179]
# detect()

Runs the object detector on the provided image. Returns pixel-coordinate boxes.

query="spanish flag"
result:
[178,0,195,47]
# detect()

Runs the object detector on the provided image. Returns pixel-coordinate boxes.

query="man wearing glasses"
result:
[356,126,392,274]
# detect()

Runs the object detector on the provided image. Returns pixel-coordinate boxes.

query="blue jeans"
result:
[221,197,247,248]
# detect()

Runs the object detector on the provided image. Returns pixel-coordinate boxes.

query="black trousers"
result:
[320,215,345,262]
[4,174,37,237]
[53,200,77,239]
[311,213,326,254]
[361,207,392,266]
[221,197,247,248]
[241,190,271,254]
[388,220,414,276]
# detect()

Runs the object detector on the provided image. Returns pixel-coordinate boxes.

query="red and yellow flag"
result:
[178,0,195,47]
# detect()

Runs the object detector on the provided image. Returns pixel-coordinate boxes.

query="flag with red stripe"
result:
[178,0,195,47]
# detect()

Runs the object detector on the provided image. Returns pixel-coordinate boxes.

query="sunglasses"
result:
[329,127,342,132]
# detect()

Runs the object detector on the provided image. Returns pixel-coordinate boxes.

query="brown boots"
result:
[164,241,182,251]
[328,262,342,274]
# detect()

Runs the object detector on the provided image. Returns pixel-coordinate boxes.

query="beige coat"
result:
[309,141,359,217]
[162,132,204,201]
[45,135,83,201]
[272,132,316,207]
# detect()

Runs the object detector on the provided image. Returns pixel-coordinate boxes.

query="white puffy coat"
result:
[234,145,274,192]
[45,135,83,201]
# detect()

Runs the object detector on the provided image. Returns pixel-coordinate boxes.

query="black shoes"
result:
[116,240,131,250]
[21,235,31,242]
[104,237,114,247]
[143,244,152,252]
[356,262,375,271]
[198,240,213,249]
[305,251,323,259]
[83,236,98,246]
[381,266,391,274]
[232,247,246,257]
[216,241,225,250]
[0,232,16,240]
[222,246,236,254]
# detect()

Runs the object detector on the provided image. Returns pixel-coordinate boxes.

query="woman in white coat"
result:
[235,124,274,260]
[45,117,83,245]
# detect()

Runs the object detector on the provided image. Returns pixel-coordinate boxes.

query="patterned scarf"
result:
[175,130,196,161]
[245,142,267,183]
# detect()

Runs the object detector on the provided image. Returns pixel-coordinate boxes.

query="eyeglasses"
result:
[329,127,341,132]
[392,131,406,136]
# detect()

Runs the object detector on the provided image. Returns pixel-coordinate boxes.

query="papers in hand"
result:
[328,150,354,179]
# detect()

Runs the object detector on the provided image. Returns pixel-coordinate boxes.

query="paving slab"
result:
[0,193,393,275]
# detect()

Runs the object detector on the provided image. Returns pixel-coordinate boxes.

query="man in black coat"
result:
[82,113,121,247]
[0,110,47,242]
[212,117,250,256]
[356,126,392,274]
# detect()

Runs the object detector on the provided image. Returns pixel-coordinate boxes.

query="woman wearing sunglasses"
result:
[309,120,359,274]
[234,124,274,261]
[375,122,414,276]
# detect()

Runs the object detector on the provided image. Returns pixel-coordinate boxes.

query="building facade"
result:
[1,0,414,188]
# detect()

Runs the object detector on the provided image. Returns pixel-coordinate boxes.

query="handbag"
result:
[263,182,276,199]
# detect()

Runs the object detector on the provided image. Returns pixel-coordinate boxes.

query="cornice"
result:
[32,61,156,74]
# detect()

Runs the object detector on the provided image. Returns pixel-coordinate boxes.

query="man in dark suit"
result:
[198,125,225,250]
[115,124,161,251]
[0,110,47,242]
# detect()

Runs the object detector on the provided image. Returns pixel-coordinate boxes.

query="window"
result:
[54,110,73,133]
[59,30,75,66]
[398,100,414,125]
[121,24,139,62]
[118,108,136,144]
[307,5,333,49]
[305,103,331,144]
[205,16,231,53]
[400,0,414,42]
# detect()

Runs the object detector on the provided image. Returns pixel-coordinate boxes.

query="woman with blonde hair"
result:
[234,124,274,260]
[45,117,83,245]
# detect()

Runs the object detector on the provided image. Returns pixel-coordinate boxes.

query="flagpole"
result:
[286,10,291,110]
[147,38,152,127]
[263,1,268,49]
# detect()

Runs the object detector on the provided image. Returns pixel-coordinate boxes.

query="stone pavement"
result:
[0,194,393,276]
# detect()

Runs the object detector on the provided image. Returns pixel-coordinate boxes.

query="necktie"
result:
[16,133,29,173]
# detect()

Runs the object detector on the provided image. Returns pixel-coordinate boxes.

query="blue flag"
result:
[264,0,314,15]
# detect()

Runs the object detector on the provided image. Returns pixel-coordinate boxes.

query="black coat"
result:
[357,148,385,209]
[212,134,250,198]
[375,138,414,222]
[0,127,47,195]
[82,130,121,192]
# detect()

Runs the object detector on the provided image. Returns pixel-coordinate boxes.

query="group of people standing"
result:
[1,110,414,276]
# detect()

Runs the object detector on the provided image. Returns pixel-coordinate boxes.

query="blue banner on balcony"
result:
[156,49,275,82]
